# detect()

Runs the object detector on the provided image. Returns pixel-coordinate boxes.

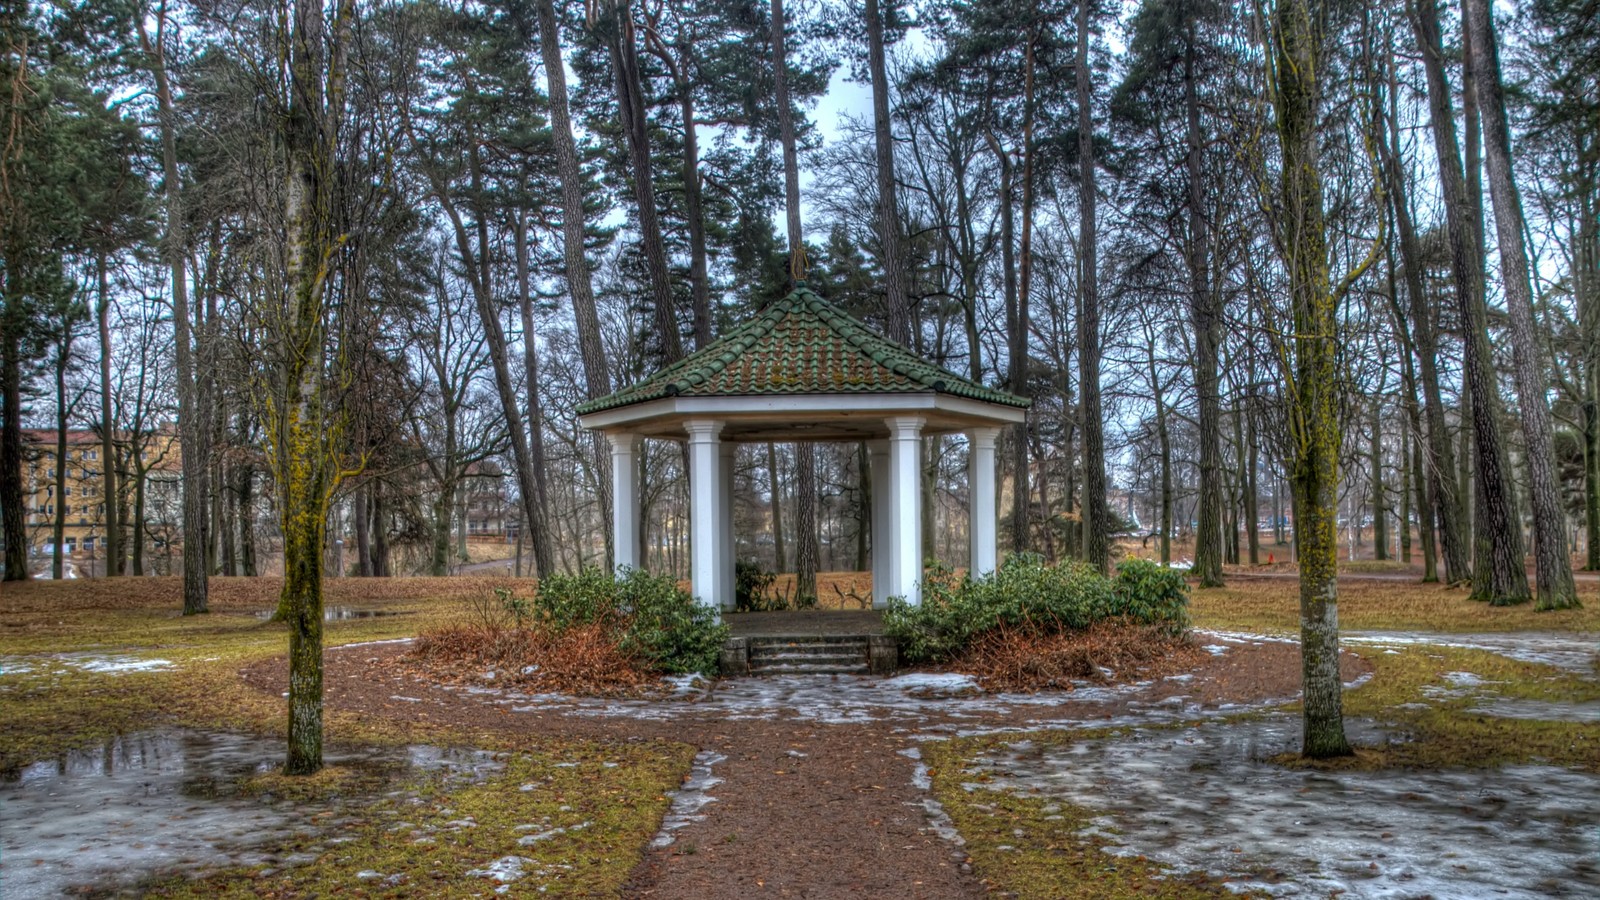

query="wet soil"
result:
[239,635,1368,898]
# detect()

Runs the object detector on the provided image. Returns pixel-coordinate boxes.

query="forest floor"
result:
[2,571,1598,898]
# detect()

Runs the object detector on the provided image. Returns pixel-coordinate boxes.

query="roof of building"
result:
[21,429,103,447]
[576,285,1030,416]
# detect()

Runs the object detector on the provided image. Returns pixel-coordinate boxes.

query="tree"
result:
[268,0,361,776]
[1409,0,1529,605]
[1076,0,1108,574]
[135,0,210,614]
[1464,0,1579,610]
[1265,0,1380,759]
[865,0,911,344]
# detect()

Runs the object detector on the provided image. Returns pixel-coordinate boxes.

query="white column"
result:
[608,432,642,573]
[968,427,1000,578]
[868,440,891,607]
[719,442,737,610]
[886,416,925,606]
[685,420,724,617]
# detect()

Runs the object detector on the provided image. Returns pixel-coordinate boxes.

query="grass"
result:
[1188,573,1600,633]
[0,575,695,897]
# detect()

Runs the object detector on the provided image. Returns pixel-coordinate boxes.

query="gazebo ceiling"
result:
[576,285,1029,442]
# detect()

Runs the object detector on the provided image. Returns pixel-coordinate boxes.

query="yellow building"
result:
[22,428,180,562]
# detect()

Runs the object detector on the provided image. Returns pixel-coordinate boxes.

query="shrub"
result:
[884,554,1189,664]
[533,567,728,676]
[734,560,779,612]
[1111,557,1190,635]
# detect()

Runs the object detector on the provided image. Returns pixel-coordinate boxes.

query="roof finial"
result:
[790,243,809,284]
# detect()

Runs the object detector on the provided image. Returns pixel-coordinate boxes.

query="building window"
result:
[65,537,76,553]
[83,537,95,551]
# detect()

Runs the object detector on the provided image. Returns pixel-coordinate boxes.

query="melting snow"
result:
[651,750,725,849]
[966,717,1600,898]
[1344,631,1600,675]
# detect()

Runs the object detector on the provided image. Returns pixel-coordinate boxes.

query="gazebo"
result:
[576,285,1029,615]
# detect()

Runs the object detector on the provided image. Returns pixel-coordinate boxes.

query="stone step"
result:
[749,641,867,657]
[752,652,867,668]
[720,634,898,677]
[751,661,871,676]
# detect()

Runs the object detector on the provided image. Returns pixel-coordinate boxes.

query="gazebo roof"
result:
[577,285,1029,418]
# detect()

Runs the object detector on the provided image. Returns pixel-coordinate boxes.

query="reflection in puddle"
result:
[651,750,725,848]
[253,606,405,621]
[967,717,1600,898]
[0,730,499,899]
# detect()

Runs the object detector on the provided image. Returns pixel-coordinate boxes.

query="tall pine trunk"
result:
[1464,0,1578,609]
[604,0,681,364]
[535,0,613,564]
[138,10,207,613]
[96,255,121,576]
[865,0,909,343]
[1410,0,1527,603]
[1076,2,1108,575]
[514,215,555,576]
[1185,30,1224,588]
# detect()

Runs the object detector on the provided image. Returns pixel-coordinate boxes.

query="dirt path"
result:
[241,636,1368,898]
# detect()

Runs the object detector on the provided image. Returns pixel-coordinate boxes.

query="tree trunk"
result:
[865,0,910,343]
[1,316,25,581]
[1463,0,1579,610]
[139,11,208,614]
[677,24,711,348]
[795,443,818,602]
[604,0,682,364]
[768,443,785,571]
[1579,189,1600,571]
[535,0,613,565]
[1185,30,1224,588]
[277,0,356,776]
[52,345,70,579]
[1153,353,1172,565]
[373,486,389,576]
[1371,399,1388,561]
[1410,0,1527,603]
[1381,64,1470,583]
[96,256,121,576]
[1272,0,1352,758]
[772,0,803,281]
[1076,3,1107,575]
[515,215,555,576]
[1246,404,1261,565]
[989,140,1029,554]
[239,462,256,576]
[354,482,371,576]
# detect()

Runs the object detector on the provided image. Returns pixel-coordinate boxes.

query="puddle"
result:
[966,717,1600,898]
[253,607,405,622]
[0,729,500,899]
[651,750,725,849]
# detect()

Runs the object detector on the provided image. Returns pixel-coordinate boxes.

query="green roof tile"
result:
[575,285,1030,416]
